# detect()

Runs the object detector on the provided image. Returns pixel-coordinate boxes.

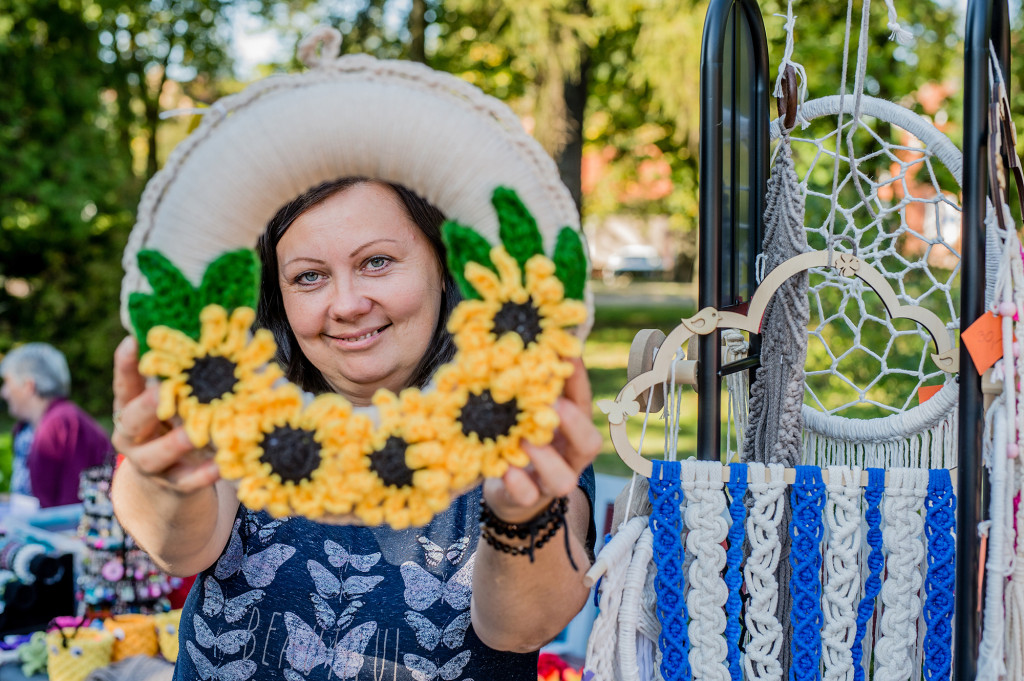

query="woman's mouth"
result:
[328,324,391,346]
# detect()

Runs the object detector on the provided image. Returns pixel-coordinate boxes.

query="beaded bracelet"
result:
[478,496,578,570]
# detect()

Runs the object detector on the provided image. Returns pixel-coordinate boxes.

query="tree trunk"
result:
[145,66,168,180]
[555,51,589,214]
[409,0,427,64]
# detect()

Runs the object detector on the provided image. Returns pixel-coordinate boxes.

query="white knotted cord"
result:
[681,461,730,681]
[822,466,863,681]
[1006,237,1024,680]
[882,0,915,45]
[618,527,656,681]
[978,399,1011,681]
[723,330,750,462]
[772,0,810,128]
[623,360,663,527]
[639,553,665,681]
[585,516,650,681]
[664,348,685,463]
[977,200,1020,681]
[874,468,928,681]
[742,463,787,681]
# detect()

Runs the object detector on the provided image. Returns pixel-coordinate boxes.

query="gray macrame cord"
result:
[741,124,810,679]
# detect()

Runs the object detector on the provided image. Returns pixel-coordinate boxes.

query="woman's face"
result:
[276,182,444,405]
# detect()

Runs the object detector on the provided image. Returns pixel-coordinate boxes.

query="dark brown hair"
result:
[255,178,460,395]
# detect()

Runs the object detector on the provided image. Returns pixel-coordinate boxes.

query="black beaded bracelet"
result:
[478,496,578,571]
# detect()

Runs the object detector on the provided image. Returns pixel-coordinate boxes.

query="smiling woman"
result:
[109,26,601,681]
[258,179,456,404]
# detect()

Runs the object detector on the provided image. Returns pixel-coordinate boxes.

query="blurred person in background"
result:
[0,343,112,507]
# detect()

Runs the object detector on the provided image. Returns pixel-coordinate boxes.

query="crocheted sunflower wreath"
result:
[129,187,587,529]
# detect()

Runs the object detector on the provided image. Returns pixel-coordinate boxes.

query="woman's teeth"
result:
[344,327,383,342]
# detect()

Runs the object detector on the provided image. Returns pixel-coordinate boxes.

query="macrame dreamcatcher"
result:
[120,27,592,529]
[581,0,1018,678]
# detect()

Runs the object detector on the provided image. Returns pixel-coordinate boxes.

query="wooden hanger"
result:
[597,249,959,478]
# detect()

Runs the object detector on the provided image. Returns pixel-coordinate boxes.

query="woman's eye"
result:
[366,256,391,270]
[297,271,321,284]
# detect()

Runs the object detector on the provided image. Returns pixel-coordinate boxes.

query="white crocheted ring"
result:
[120,27,584,328]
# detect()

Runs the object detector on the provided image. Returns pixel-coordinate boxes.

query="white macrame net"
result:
[777,100,961,418]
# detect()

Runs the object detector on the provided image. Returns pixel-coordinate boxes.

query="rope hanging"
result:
[821,466,861,681]
[788,467,825,681]
[851,468,885,681]
[742,463,787,681]
[875,468,928,681]
[743,121,809,468]
[724,464,748,681]
[682,462,730,681]
[648,460,690,681]
[923,469,956,681]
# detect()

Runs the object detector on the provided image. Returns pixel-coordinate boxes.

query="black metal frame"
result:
[697,0,769,461]
[697,0,1012,677]
[957,1,1009,678]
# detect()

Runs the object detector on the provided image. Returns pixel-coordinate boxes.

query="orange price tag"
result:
[962,312,1004,375]
[918,385,943,404]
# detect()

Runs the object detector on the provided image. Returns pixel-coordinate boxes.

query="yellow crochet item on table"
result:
[45,627,114,681]
[103,614,159,661]
[153,609,182,662]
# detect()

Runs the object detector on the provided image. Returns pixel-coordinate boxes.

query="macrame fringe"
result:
[801,393,958,471]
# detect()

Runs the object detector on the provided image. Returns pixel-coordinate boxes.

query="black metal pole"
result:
[698,0,768,462]
[956,1,1008,679]
[742,0,769,389]
[698,0,731,462]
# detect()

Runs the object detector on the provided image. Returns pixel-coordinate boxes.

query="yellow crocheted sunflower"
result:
[447,247,587,362]
[214,385,373,518]
[346,389,470,529]
[433,351,564,479]
[139,305,281,448]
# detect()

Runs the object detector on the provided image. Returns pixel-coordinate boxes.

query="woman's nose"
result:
[327,276,374,319]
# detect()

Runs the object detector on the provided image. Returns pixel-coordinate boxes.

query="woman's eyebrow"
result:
[349,238,399,257]
[281,256,328,268]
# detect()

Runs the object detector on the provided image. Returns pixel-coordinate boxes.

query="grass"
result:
[584,289,699,478]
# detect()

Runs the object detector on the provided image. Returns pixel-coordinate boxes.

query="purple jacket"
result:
[12,398,112,508]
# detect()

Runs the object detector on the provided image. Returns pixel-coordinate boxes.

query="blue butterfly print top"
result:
[173,474,596,681]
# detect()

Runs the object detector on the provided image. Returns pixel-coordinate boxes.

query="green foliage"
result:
[0,0,136,417]
[442,222,495,300]
[0,433,11,494]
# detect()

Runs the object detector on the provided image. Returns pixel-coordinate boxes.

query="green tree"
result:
[87,0,238,180]
[0,0,134,416]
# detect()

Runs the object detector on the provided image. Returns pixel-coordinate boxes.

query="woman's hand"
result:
[111,336,219,494]
[482,357,603,523]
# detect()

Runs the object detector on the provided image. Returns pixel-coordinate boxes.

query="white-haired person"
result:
[1,343,113,507]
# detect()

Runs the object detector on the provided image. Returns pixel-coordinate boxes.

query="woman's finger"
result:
[484,469,541,518]
[111,385,165,449]
[157,459,221,494]
[551,397,603,474]
[112,336,146,412]
[524,443,579,499]
[117,427,195,477]
[562,357,593,412]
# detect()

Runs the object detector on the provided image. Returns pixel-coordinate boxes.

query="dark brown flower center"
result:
[260,426,321,483]
[370,436,415,488]
[492,300,542,346]
[460,390,519,442]
[186,355,238,403]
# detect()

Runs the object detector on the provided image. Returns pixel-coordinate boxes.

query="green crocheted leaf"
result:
[442,220,495,300]
[199,249,261,312]
[137,249,194,300]
[552,227,587,300]
[493,187,543,273]
[129,250,201,354]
